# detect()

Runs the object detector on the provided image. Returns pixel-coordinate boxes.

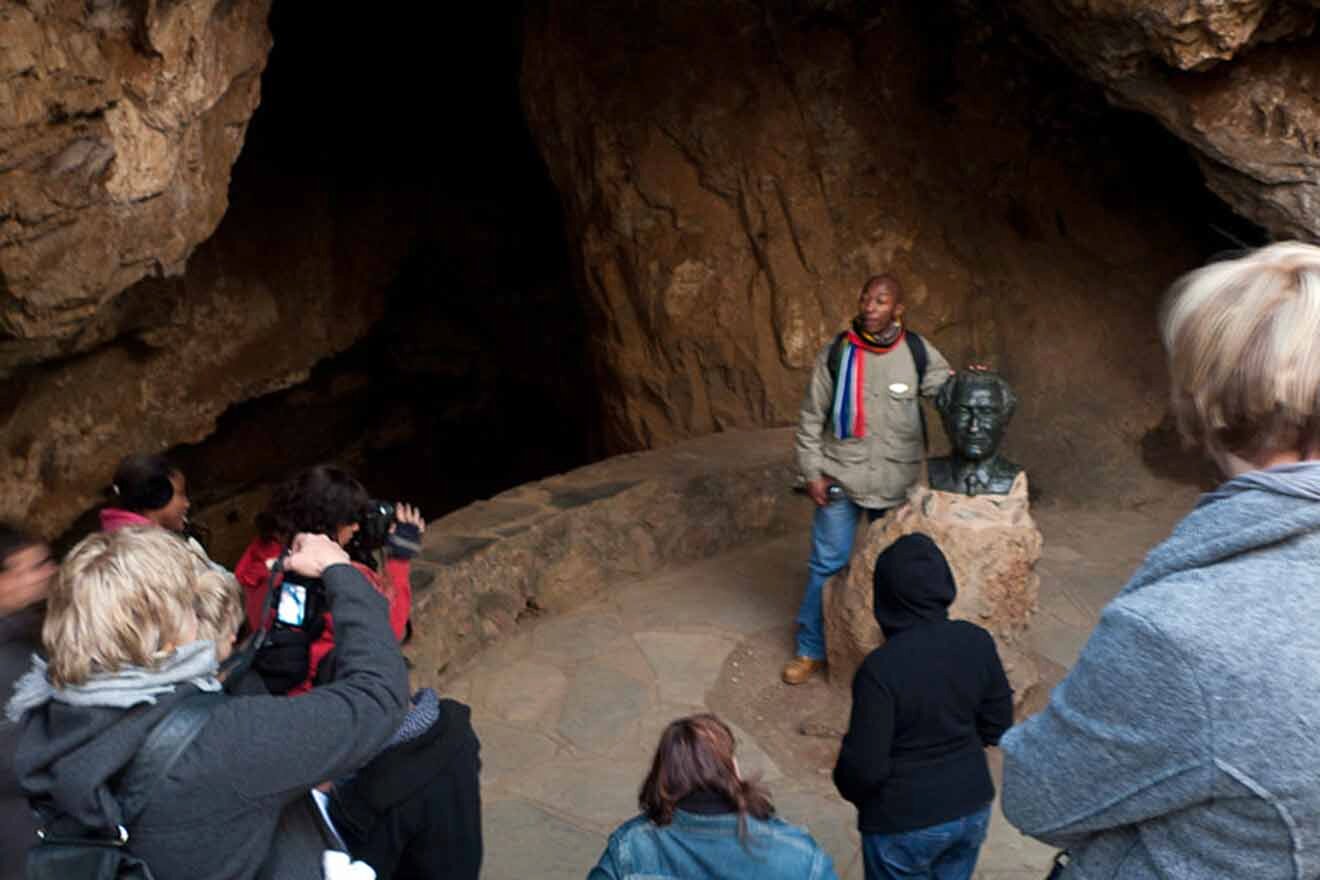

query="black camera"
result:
[348,498,396,561]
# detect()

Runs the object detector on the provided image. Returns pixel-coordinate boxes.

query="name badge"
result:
[888,382,910,394]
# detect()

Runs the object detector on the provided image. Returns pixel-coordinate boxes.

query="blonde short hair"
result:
[43,527,235,687]
[190,558,243,648]
[1161,242,1320,463]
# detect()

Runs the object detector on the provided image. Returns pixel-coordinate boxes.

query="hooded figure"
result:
[834,533,1013,880]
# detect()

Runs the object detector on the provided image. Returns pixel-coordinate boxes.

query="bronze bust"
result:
[928,370,1022,496]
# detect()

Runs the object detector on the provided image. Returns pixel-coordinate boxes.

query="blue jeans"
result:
[862,807,991,880]
[794,492,886,659]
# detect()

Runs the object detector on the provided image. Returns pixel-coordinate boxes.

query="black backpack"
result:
[26,690,222,880]
[825,329,930,447]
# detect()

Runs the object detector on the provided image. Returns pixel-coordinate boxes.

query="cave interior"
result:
[40,0,1272,561]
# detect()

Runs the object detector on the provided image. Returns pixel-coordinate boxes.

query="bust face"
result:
[946,384,1008,461]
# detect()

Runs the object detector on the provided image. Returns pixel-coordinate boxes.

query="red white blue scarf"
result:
[831,321,905,439]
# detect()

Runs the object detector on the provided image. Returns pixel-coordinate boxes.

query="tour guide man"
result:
[785,274,954,685]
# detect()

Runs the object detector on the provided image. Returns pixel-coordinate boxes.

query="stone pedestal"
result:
[822,473,1043,710]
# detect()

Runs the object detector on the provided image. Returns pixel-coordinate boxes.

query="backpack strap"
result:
[114,690,224,825]
[824,332,849,437]
[906,330,930,450]
[30,689,222,856]
[825,331,849,385]
[906,330,928,388]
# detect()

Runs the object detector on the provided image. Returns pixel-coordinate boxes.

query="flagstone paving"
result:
[432,491,1198,879]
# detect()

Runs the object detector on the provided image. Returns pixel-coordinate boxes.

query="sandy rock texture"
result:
[1,176,420,537]
[822,477,1043,708]
[0,0,272,357]
[1009,0,1320,240]
[405,428,804,682]
[522,1,1206,502]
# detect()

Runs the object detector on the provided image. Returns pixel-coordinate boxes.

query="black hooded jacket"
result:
[833,533,1014,833]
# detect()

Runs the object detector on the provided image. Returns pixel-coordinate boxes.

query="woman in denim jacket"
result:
[588,713,838,880]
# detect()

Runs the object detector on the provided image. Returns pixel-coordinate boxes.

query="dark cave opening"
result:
[155,2,604,563]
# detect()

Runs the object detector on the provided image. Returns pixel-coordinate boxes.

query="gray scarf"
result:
[1198,461,1320,508]
[5,640,221,723]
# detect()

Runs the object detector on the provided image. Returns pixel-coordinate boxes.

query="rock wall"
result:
[823,481,1044,710]
[4,174,419,537]
[1008,0,1320,241]
[406,428,804,681]
[522,0,1209,502]
[3,4,588,541]
[0,0,271,354]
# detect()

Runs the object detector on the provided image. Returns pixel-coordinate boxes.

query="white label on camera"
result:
[889,382,910,394]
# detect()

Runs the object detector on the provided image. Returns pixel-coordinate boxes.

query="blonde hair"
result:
[190,558,242,648]
[1161,241,1320,463]
[44,527,213,687]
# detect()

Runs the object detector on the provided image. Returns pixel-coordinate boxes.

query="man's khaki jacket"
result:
[795,333,951,510]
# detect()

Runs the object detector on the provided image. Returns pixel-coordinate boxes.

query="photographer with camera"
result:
[235,465,482,880]
[235,465,422,695]
[7,526,409,880]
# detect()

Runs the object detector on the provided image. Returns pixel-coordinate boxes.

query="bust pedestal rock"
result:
[822,477,1043,712]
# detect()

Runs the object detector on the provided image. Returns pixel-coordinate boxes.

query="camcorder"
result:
[348,498,397,563]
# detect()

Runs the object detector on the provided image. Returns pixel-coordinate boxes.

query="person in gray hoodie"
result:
[1001,241,1320,878]
[6,526,408,880]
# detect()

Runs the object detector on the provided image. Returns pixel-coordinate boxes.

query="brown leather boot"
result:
[781,656,825,685]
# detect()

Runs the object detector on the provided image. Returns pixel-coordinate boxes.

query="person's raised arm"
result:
[919,341,954,400]
[1000,604,1212,847]
[207,534,410,801]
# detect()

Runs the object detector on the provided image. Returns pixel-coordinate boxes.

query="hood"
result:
[99,507,153,533]
[1127,460,1320,596]
[8,643,220,828]
[1197,460,1320,507]
[872,533,955,637]
[13,686,195,828]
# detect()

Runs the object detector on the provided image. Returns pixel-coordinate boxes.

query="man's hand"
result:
[286,533,350,578]
[0,544,54,617]
[806,478,833,507]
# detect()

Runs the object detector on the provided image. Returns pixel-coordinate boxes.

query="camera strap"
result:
[219,552,288,689]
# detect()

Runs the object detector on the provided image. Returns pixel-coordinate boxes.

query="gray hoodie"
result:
[10,564,408,880]
[1001,463,1320,878]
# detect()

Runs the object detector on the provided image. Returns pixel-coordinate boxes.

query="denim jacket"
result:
[588,809,838,880]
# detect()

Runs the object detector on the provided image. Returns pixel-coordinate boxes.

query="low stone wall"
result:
[405,428,804,684]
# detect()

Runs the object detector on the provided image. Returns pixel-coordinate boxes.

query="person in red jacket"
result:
[235,465,424,695]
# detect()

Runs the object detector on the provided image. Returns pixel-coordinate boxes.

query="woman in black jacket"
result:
[833,533,1013,880]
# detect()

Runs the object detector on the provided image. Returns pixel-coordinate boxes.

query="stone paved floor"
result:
[433,492,1198,879]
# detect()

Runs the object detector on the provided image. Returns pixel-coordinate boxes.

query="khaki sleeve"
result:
[795,345,835,482]
[919,338,954,399]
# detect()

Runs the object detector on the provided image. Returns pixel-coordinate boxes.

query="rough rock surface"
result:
[822,476,1043,708]
[2,177,420,537]
[1009,0,1320,241]
[0,0,272,356]
[403,428,803,681]
[523,1,1206,501]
